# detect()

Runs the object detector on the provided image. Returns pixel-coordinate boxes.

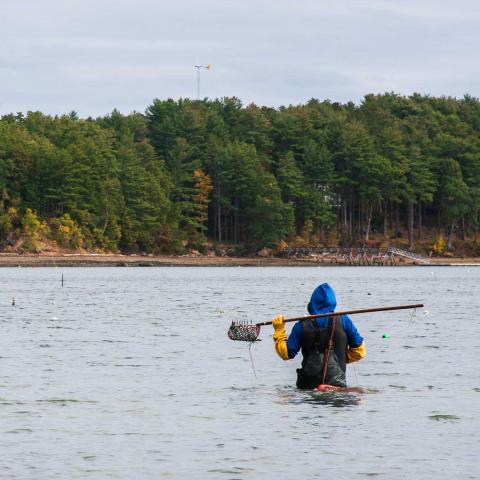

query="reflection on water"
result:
[1,266,480,479]
[301,390,365,408]
[275,386,368,408]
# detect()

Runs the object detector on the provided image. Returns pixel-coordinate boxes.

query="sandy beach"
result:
[0,253,478,267]
[0,253,312,267]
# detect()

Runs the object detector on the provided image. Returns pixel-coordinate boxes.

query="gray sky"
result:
[1,0,479,116]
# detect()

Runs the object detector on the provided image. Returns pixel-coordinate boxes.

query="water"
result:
[1,266,479,479]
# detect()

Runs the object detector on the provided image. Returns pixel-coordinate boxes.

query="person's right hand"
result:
[272,314,285,331]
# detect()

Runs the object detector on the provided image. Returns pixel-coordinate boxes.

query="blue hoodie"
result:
[286,283,363,359]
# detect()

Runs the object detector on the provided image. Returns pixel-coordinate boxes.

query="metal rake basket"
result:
[227,321,261,342]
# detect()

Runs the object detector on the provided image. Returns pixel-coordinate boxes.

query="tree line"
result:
[1,93,479,254]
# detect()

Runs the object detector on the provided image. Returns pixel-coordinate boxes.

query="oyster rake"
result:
[227,303,424,342]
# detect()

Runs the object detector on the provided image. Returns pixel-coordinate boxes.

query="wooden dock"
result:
[282,247,431,266]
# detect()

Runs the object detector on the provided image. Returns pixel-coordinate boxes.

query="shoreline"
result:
[0,253,479,267]
[0,253,318,267]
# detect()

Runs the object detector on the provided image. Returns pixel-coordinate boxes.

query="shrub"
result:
[52,214,84,249]
[431,235,446,255]
[0,212,12,242]
[21,209,49,251]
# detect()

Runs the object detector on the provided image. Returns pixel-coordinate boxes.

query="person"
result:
[272,283,365,389]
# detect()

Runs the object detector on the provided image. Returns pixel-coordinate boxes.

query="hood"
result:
[307,283,337,314]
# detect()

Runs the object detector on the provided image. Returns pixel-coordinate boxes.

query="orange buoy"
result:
[316,384,366,394]
[316,384,343,393]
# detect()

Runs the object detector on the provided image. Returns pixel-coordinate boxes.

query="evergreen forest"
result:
[1,93,480,255]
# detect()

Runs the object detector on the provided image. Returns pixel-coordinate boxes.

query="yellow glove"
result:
[346,342,366,363]
[272,314,285,331]
[272,315,289,360]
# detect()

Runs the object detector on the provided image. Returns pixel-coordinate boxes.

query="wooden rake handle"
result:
[256,303,424,327]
